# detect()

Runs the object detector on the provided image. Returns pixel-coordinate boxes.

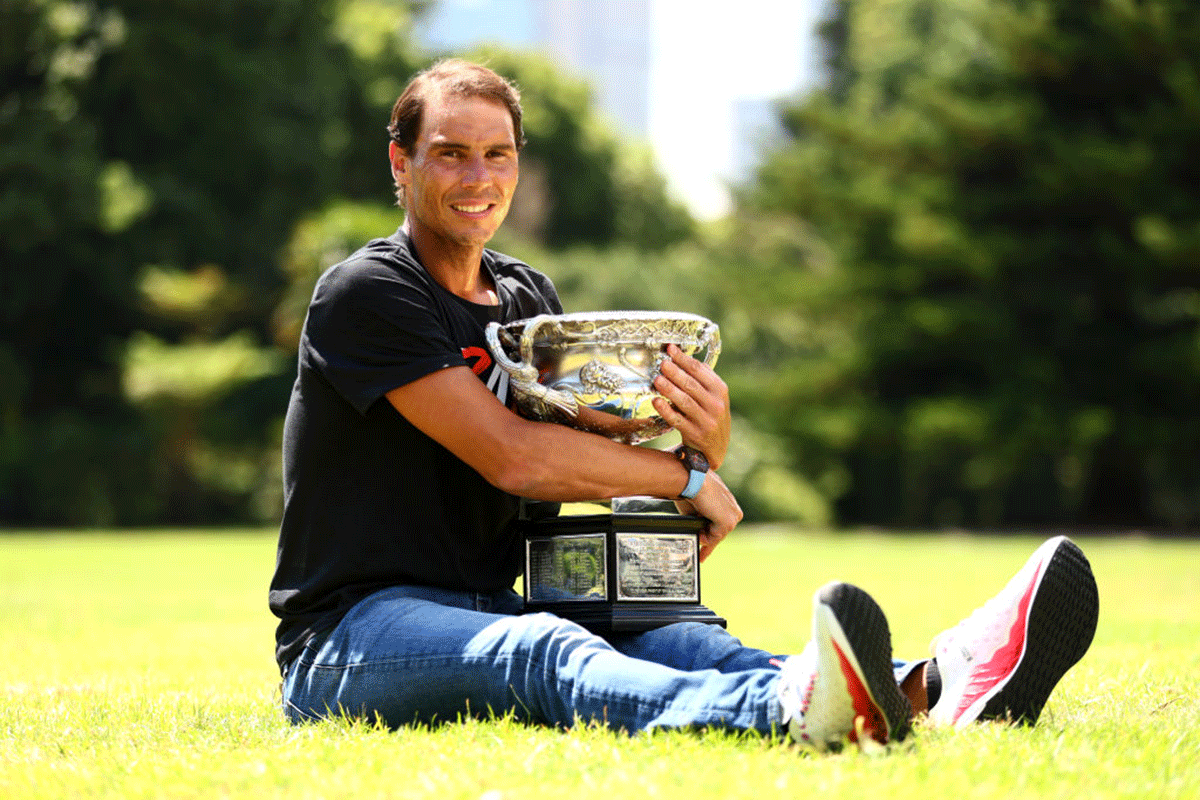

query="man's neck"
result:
[405,220,498,305]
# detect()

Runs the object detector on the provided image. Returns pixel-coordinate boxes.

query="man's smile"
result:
[451,202,494,214]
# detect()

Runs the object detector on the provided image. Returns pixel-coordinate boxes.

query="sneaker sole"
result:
[816,582,912,744]
[969,537,1099,726]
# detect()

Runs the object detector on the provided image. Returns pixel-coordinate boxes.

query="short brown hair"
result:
[388,59,526,155]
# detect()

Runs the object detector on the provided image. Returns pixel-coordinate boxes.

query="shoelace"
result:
[774,651,817,723]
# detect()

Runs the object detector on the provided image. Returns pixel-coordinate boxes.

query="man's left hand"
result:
[652,343,731,469]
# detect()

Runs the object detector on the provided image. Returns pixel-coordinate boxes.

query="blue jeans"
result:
[281,585,921,734]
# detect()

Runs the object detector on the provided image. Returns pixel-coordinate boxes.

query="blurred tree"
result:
[329,0,426,202]
[0,0,417,524]
[0,0,717,526]
[81,0,354,335]
[0,0,153,523]
[739,0,1200,528]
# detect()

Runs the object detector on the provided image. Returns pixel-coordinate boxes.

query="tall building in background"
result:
[537,0,652,137]
[728,98,789,190]
[414,0,540,50]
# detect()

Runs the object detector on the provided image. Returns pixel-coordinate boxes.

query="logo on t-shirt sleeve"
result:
[461,346,510,406]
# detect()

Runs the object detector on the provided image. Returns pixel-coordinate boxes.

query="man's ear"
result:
[388,140,407,182]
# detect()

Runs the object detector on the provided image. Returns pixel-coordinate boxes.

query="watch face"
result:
[679,446,709,473]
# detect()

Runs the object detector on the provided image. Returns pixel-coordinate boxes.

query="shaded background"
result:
[2,0,1197,531]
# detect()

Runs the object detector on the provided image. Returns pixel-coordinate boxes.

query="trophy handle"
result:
[697,319,721,369]
[484,321,580,419]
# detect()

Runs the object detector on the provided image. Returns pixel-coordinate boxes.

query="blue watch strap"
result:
[679,468,706,500]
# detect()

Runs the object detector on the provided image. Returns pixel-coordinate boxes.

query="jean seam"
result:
[283,695,324,722]
[304,652,490,672]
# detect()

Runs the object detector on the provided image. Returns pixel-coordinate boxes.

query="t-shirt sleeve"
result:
[302,261,465,415]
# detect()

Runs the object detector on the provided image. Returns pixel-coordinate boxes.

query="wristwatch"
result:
[675,445,710,500]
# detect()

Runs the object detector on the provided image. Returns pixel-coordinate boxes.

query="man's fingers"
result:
[665,344,727,395]
[657,348,729,422]
[654,357,723,422]
[651,381,703,425]
[651,397,715,450]
[657,351,713,401]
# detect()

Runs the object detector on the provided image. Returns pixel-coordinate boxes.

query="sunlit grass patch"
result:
[2,529,1198,798]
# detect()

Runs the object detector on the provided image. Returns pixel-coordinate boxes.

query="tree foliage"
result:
[739,0,1200,528]
[1,1,149,522]
[1,0,365,523]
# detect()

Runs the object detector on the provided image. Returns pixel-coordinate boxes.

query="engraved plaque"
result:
[615,533,698,601]
[526,533,607,603]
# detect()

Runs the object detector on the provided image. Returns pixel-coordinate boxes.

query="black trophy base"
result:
[521,512,727,635]
[527,600,727,635]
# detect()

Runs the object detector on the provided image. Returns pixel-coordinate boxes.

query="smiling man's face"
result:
[391,90,519,253]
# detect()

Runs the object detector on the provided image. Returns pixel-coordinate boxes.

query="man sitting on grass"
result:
[269,58,1099,750]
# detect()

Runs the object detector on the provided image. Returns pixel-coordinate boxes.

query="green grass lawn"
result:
[2,527,1198,799]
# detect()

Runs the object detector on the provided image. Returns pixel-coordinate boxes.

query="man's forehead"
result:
[420,88,516,145]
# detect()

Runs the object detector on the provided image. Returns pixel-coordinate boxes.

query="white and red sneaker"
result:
[777,582,911,750]
[928,536,1099,728]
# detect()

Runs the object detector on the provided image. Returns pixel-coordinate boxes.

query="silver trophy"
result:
[485,311,727,633]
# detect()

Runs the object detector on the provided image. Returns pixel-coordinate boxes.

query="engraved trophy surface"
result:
[485,311,727,634]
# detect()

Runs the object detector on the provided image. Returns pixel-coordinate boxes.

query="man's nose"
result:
[462,155,489,185]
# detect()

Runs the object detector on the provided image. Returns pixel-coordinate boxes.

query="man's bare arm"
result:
[385,365,742,547]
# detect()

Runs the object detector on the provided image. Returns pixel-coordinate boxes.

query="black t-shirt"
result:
[269,228,562,668]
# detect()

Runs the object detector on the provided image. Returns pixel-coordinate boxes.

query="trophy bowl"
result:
[484,311,720,445]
